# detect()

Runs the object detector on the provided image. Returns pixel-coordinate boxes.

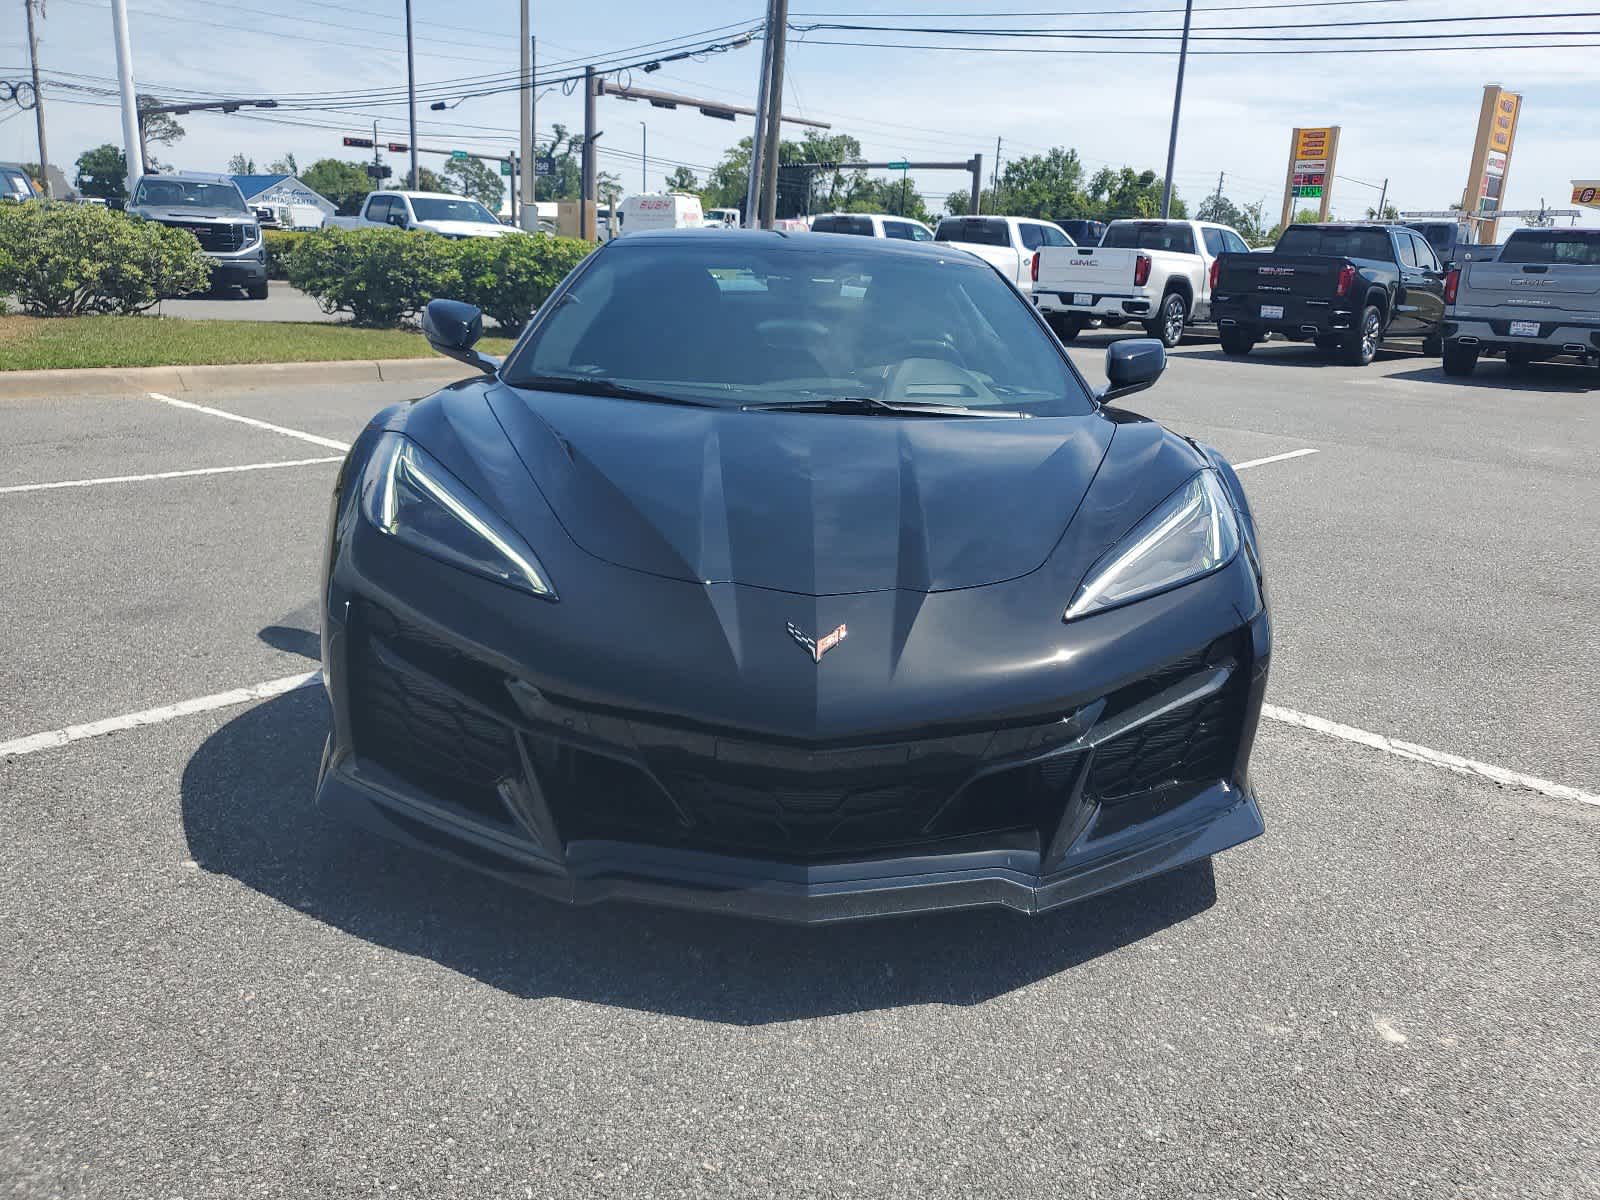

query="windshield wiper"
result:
[517,375,717,408]
[743,396,1027,418]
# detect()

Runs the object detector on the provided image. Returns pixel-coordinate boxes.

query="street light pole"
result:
[404,0,419,188]
[109,0,144,187]
[1160,0,1194,219]
[639,121,647,192]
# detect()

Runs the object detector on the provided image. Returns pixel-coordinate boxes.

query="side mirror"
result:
[421,299,501,376]
[387,210,408,228]
[1100,338,1166,404]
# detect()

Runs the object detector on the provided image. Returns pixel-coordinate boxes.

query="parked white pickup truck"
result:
[1442,226,1600,377]
[1033,218,1251,346]
[330,191,521,239]
[933,215,1075,292]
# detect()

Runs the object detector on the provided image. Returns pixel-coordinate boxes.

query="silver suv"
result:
[127,172,268,299]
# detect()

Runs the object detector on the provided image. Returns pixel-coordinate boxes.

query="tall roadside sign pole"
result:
[109,0,143,188]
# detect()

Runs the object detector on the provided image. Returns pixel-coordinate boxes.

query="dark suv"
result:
[127,172,268,299]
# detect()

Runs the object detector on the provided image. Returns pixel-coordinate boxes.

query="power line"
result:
[790,35,1600,53]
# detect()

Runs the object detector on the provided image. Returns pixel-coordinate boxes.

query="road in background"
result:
[152,285,335,323]
[2,340,1596,1198]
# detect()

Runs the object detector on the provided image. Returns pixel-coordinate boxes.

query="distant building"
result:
[230,174,336,229]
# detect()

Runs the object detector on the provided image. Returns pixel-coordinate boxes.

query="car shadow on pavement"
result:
[1387,360,1599,392]
[181,687,1219,1025]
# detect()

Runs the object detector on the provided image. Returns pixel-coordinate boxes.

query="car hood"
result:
[418,219,516,238]
[486,387,1113,596]
[135,208,248,221]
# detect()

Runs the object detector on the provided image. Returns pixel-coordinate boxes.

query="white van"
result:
[703,207,741,229]
[616,192,705,235]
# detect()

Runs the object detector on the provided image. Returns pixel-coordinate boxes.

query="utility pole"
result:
[758,0,790,228]
[581,64,598,239]
[1375,177,1389,220]
[971,152,982,215]
[404,0,419,188]
[23,0,50,197]
[744,0,778,227]
[109,0,143,188]
[991,136,1001,208]
[1212,170,1224,214]
[537,34,544,209]
[1160,0,1194,218]
[639,120,647,192]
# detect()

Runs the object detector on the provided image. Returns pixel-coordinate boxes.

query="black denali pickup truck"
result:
[1210,223,1447,365]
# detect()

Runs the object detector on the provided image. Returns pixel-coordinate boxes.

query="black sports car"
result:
[316,230,1269,922]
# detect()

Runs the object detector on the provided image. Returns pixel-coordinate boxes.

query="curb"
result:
[0,357,473,400]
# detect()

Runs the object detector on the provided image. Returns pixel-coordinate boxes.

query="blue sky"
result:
[3,0,1595,231]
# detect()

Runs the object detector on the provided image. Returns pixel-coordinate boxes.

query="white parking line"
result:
[1233,448,1319,471]
[0,671,322,760]
[147,392,351,452]
[4,667,1595,811]
[1262,705,1600,808]
[0,456,343,496]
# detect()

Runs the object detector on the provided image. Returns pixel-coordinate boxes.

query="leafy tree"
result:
[75,144,129,200]
[994,148,1087,220]
[538,125,585,201]
[227,153,257,175]
[301,158,372,214]
[136,96,185,170]
[664,166,699,193]
[1087,166,1185,220]
[1366,203,1398,220]
[1195,192,1243,227]
[442,156,504,210]
[1236,199,1270,245]
[846,176,932,224]
[267,153,299,175]
[1262,207,1321,245]
[701,136,823,220]
[416,166,447,192]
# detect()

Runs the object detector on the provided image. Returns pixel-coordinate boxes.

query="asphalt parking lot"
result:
[3,332,1597,1198]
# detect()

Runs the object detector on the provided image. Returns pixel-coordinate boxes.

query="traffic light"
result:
[366,163,392,180]
[343,136,375,149]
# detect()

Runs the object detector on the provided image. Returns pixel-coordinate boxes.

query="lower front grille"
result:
[341,600,1252,862]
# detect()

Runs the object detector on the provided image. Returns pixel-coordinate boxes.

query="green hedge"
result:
[0,201,212,316]
[262,230,307,280]
[286,226,592,329]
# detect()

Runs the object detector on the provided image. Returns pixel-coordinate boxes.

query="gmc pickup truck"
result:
[1211,223,1446,365]
[932,215,1074,292]
[127,172,268,299]
[1033,219,1251,347]
[1441,226,1600,376]
[330,191,521,239]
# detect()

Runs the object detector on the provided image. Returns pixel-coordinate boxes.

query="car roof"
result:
[613,228,964,259]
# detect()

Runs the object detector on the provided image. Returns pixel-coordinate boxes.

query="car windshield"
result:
[505,240,1094,415]
[134,179,247,212]
[1101,223,1197,254]
[1498,230,1600,265]
[410,197,499,224]
[1276,226,1394,260]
